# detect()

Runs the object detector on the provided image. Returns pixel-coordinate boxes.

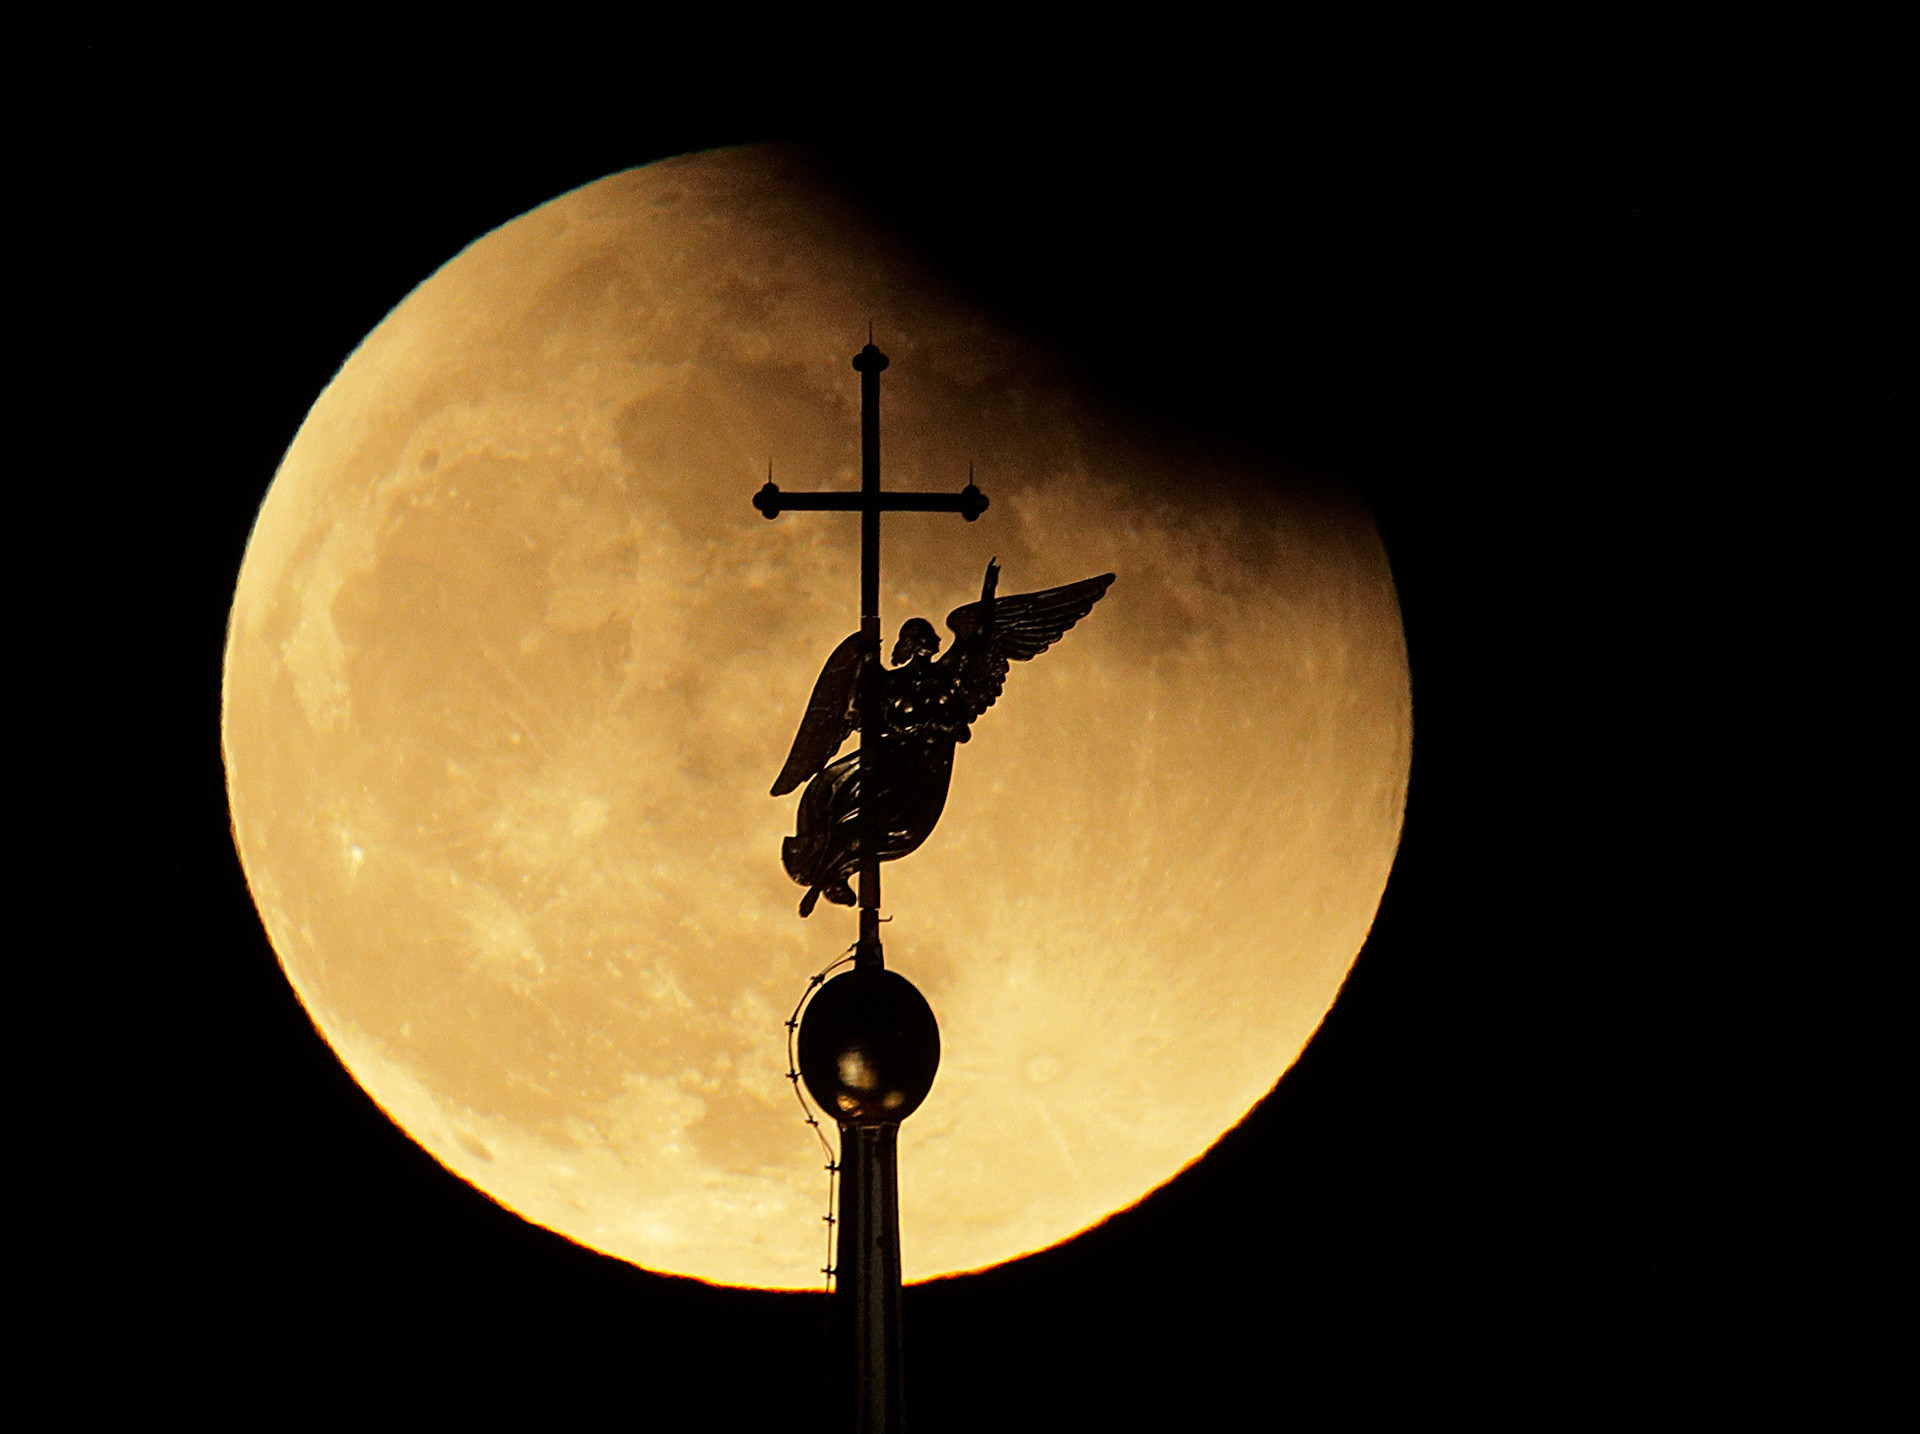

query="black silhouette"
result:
[756,341,1114,1426]
[774,560,1115,915]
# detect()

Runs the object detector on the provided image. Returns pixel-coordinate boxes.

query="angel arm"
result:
[771,632,864,796]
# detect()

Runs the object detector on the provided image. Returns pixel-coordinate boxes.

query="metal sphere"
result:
[798,967,941,1125]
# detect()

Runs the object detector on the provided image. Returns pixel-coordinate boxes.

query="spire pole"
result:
[799,966,939,1434]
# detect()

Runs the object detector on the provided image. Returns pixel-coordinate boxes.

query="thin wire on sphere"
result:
[788,946,856,1294]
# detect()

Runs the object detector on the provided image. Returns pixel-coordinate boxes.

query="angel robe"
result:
[781,658,966,915]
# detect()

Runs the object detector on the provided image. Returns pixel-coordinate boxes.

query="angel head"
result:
[891,618,941,666]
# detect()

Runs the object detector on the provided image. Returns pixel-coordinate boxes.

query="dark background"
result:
[71,62,1894,1424]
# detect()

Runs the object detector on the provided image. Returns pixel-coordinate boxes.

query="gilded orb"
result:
[799,967,942,1125]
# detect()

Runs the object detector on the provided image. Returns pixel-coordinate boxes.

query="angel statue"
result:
[772,560,1116,916]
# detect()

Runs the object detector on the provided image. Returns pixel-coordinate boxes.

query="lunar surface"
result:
[222,146,1410,1288]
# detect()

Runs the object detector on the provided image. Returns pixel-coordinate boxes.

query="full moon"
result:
[222,145,1410,1289]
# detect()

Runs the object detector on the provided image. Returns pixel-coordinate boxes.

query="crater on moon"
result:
[222,145,1410,1288]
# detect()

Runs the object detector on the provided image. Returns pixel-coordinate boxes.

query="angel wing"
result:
[771,632,865,796]
[941,561,1115,725]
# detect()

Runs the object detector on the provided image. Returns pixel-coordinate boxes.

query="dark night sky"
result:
[72,60,1895,1424]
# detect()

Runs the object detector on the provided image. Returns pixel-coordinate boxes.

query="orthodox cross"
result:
[753,340,987,972]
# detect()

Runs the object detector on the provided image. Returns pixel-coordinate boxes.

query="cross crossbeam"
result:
[750,341,988,971]
[752,485,989,519]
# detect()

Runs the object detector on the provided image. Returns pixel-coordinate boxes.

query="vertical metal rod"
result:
[852,342,888,969]
[836,1123,905,1433]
